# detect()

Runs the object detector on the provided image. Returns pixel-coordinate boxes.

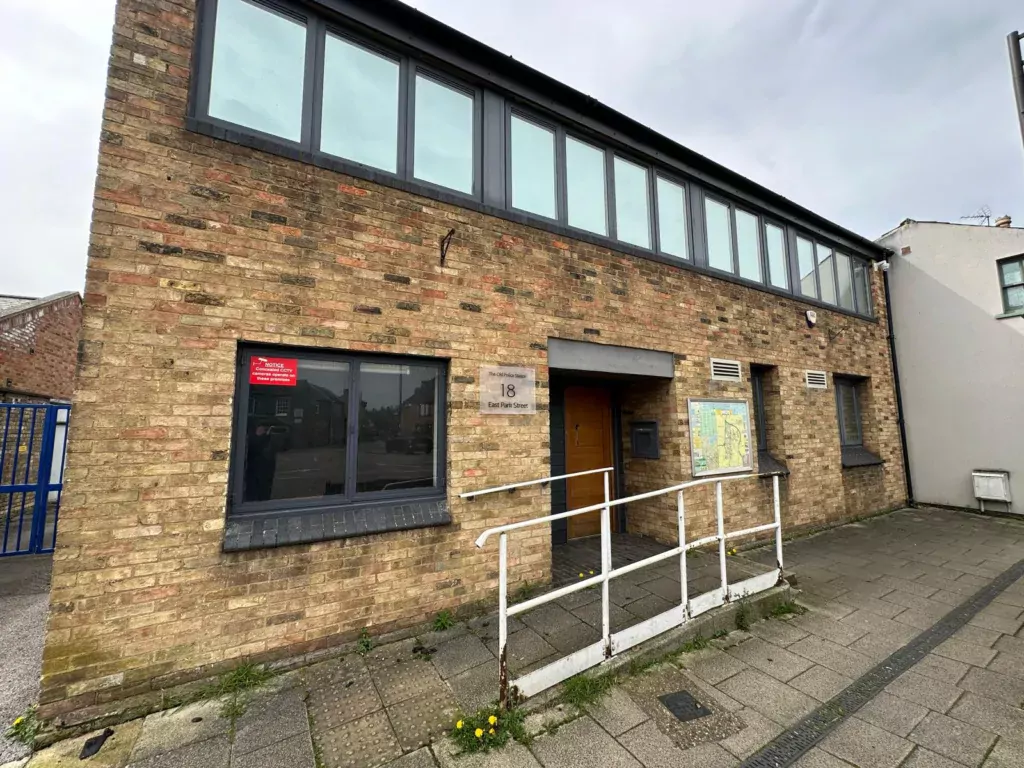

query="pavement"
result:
[4,507,1024,768]
[0,556,52,765]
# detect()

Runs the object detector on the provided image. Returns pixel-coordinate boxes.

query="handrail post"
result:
[716,481,727,599]
[773,474,784,574]
[498,532,509,709]
[600,469,612,658]
[677,490,688,622]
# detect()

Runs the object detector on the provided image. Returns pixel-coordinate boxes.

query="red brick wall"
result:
[0,295,82,402]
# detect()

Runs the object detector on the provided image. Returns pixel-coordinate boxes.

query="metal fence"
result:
[0,403,70,556]
[465,469,783,706]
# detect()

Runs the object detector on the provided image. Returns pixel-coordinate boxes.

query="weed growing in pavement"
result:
[450,706,528,754]
[769,601,807,618]
[433,610,456,631]
[560,673,615,708]
[735,602,751,631]
[200,661,273,727]
[5,706,39,747]
[356,627,374,655]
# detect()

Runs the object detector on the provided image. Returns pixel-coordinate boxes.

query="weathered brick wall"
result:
[41,0,906,726]
[0,295,82,402]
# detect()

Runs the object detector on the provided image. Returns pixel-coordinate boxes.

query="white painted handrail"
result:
[462,469,784,707]
[459,466,613,501]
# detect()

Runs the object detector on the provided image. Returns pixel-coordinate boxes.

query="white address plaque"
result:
[479,366,536,414]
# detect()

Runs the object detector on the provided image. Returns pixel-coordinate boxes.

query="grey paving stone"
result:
[788,664,852,703]
[886,670,963,714]
[789,635,875,679]
[385,686,458,752]
[617,721,736,768]
[432,736,541,768]
[993,633,1024,656]
[128,699,229,763]
[969,612,1024,636]
[529,715,641,767]
[519,603,583,639]
[837,595,906,620]
[882,590,952,615]
[382,747,438,768]
[725,637,814,682]
[841,609,921,642]
[909,711,997,767]
[851,631,916,662]
[431,635,495,681]
[933,638,998,668]
[485,627,556,673]
[978,602,1024,621]
[373,659,447,707]
[585,687,648,737]
[792,614,866,646]
[679,648,748,685]
[749,617,809,647]
[793,747,857,768]
[952,624,1004,649]
[929,590,966,606]
[819,717,914,768]
[642,577,685,602]
[622,593,675,622]
[316,710,402,768]
[874,576,940,599]
[570,599,636,632]
[308,667,384,731]
[856,691,928,738]
[903,746,970,768]
[982,735,1024,768]
[895,608,952,631]
[912,653,970,686]
[543,622,601,655]
[949,692,1024,740]
[959,665,1024,708]
[126,735,230,768]
[987,651,1024,681]
[468,615,525,644]
[365,638,423,672]
[232,688,310,756]
[793,595,857,622]
[447,659,499,712]
[719,707,783,759]
[231,733,316,768]
[716,669,818,726]
[608,581,651,608]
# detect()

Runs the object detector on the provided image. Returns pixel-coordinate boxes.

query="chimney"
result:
[995,215,1012,228]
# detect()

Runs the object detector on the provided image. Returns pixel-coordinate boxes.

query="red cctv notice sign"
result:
[250,357,298,386]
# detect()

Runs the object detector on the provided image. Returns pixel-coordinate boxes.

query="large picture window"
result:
[231,348,446,516]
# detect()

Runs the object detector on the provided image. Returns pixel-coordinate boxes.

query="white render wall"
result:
[880,220,1024,515]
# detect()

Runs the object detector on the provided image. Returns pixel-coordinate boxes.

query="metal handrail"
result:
[459,466,613,501]
[462,468,784,707]
[474,472,753,546]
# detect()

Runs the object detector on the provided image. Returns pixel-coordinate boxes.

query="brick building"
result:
[0,292,82,403]
[41,0,906,727]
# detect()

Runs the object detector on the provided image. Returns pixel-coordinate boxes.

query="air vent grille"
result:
[710,358,742,382]
[805,370,828,389]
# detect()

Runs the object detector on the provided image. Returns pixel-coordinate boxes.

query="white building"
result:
[879,217,1024,515]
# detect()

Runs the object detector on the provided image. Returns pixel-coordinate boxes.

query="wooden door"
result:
[564,386,614,539]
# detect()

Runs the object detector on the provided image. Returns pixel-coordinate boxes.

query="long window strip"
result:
[201,0,879,317]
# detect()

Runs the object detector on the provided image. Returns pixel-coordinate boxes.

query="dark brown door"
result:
[564,386,614,539]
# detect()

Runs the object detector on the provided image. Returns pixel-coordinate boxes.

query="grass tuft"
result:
[769,601,807,618]
[678,635,711,653]
[735,602,751,631]
[561,673,614,708]
[200,661,273,727]
[511,581,539,603]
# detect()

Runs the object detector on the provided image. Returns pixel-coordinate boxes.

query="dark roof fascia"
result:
[311,0,887,260]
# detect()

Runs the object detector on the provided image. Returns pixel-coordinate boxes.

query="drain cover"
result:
[658,690,713,722]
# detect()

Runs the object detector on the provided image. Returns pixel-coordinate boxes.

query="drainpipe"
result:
[882,264,915,506]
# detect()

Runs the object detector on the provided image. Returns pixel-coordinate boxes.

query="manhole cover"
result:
[658,690,713,722]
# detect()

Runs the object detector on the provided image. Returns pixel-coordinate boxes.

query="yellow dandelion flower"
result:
[456,720,463,729]
[489,728,496,735]
[589,570,595,575]
[475,728,484,738]
[13,717,24,726]
[488,715,498,725]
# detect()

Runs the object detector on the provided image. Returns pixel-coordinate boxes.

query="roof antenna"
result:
[960,206,992,226]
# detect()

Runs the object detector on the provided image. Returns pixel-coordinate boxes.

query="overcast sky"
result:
[2,0,1023,298]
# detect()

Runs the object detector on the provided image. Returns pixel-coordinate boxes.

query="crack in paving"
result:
[740,556,1024,768]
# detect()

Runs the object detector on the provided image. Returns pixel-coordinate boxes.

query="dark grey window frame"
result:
[751,368,769,453]
[834,377,863,447]
[228,344,448,521]
[701,192,770,286]
[997,254,1024,313]
[187,0,878,321]
[505,107,561,223]
[610,153,654,251]
[564,132,612,239]
[762,218,790,290]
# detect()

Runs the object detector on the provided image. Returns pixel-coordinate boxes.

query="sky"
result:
[1,0,1023,298]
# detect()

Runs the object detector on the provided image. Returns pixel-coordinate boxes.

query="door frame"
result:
[549,376,626,545]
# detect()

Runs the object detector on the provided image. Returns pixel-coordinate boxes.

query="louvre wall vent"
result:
[710,358,742,382]
[805,370,828,389]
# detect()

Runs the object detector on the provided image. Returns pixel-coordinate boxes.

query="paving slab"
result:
[431,635,495,681]
[993,633,1024,656]
[909,711,997,767]
[725,637,814,682]
[431,737,541,768]
[365,639,423,672]
[232,733,316,768]
[716,668,818,726]
[788,664,852,702]
[911,653,970,686]
[374,658,448,706]
[529,715,641,768]
[855,691,928,738]
[987,650,1024,681]
[385,686,458,752]
[819,717,914,768]
[125,735,230,768]
[316,710,402,768]
[518,603,581,640]
[948,692,1024,740]
[308,665,384,731]
[952,624,1004,648]
[484,628,556,673]
[568,599,636,632]
[679,648,748,685]
[793,747,857,768]
[584,687,648,737]
[933,637,998,667]
[958,665,1024,708]
[542,622,601,655]
[788,635,874,679]
[885,670,963,713]
[446,659,500,713]
[791,614,866,646]
[232,688,309,756]
[982,735,1024,768]
[969,612,1024,636]
[719,707,783,759]
[382,747,438,768]
[26,720,142,768]
[128,699,228,764]
[903,746,970,768]
[748,616,808,647]
[617,722,735,768]
[850,631,916,662]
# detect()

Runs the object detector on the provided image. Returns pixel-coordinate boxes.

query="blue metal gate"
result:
[0,403,70,556]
